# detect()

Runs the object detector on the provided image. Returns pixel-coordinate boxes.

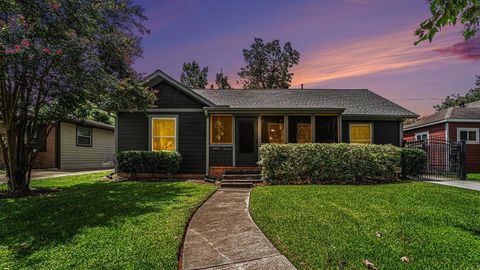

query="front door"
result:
[235,117,258,166]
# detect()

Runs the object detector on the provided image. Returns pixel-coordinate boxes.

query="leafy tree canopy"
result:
[416,0,480,44]
[0,0,155,193]
[238,38,300,89]
[434,75,480,111]
[180,61,208,88]
[215,69,232,89]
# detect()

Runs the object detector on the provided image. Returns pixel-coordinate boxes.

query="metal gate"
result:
[404,137,466,180]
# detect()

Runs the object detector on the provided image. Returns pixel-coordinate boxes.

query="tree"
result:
[238,38,300,89]
[0,0,156,194]
[415,0,480,44]
[434,75,480,111]
[215,69,232,89]
[180,61,208,88]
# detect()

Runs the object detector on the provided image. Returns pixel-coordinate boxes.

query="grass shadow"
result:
[0,180,202,263]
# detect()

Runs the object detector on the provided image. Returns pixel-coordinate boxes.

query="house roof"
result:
[404,103,480,130]
[65,119,114,131]
[192,88,417,117]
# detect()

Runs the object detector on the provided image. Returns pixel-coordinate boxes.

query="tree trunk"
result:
[5,123,31,195]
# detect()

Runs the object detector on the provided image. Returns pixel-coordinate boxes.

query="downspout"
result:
[114,112,118,173]
[204,109,209,176]
[399,121,404,146]
[445,122,449,141]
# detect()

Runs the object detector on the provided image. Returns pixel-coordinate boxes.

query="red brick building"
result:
[404,101,480,173]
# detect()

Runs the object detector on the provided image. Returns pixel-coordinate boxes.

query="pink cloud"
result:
[434,37,480,61]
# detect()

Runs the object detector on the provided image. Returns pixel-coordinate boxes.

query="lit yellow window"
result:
[211,115,233,144]
[152,118,176,151]
[269,123,285,144]
[350,124,372,144]
[297,123,312,143]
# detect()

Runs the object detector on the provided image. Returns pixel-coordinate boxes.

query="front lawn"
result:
[0,172,216,270]
[468,173,480,181]
[250,182,480,270]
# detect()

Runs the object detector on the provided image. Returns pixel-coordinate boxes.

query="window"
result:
[288,116,312,143]
[415,132,429,141]
[35,124,48,152]
[151,117,177,151]
[261,116,285,144]
[210,114,233,144]
[315,116,338,143]
[457,128,479,144]
[350,123,372,144]
[76,126,92,147]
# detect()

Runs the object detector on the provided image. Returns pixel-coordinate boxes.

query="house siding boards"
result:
[59,122,114,169]
[153,81,205,108]
[117,112,149,152]
[342,120,401,146]
[404,123,446,141]
[117,112,207,174]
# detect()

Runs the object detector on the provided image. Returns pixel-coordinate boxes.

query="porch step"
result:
[222,174,262,180]
[223,169,261,175]
[220,181,254,188]
[222,178,264,183]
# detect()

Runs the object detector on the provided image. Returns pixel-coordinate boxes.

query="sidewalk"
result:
[427,180,480,191]
[181,188,296,270]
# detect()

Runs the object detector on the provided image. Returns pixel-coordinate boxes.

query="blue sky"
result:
[133,0,480,115]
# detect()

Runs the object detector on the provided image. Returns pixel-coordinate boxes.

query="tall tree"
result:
[180,61,208,88]
[215,69,232,89]
[0,0,155,194]
[238,38,300,89]
[415,0,480,44]
[434,75,480,111]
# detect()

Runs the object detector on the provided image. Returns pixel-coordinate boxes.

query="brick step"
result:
[222,178,264,183]
[223,169,261,175]
[220,182,254,188]
[222,174,262,180]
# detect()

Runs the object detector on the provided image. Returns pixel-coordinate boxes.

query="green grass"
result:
[250,182,480,270]
[0,172,216,270]
[468,173,480,181]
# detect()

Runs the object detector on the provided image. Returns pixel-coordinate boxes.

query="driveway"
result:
[0,169,112,183]
[181,188,296,270]
[427,180,480,191]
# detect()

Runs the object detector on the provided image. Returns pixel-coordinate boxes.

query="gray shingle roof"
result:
[404,105,480,130]
[192,88,417,117]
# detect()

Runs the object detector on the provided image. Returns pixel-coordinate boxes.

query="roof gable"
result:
[144,70,215,107]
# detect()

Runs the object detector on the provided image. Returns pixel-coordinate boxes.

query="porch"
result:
[206,111,374,177]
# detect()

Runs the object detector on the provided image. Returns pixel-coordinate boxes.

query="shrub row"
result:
[259,143,426,184]
[116,151,181,175]
[400,147,427,176]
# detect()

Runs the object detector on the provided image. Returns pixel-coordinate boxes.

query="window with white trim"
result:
[457,128,479,144]
[151,117,177,151]
[415,131,429,141]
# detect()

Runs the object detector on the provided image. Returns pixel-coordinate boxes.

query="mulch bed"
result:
[0,188,60,199]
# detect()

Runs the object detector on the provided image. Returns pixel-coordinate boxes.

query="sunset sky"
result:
[133,0,480,116]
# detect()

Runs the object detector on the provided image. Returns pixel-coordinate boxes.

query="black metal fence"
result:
[404,136,466,180]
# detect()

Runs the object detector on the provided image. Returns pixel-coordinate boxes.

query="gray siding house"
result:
[116,70,417,177]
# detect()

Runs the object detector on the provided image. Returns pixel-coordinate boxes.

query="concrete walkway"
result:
[182,188,296,270]
[427,180,480,191]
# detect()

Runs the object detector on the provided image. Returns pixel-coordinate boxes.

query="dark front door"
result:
[236,117,258,166]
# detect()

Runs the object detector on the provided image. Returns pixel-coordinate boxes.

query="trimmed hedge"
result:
[116,151,181,175]
[400,148,427,176]
[259,143,402,184]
